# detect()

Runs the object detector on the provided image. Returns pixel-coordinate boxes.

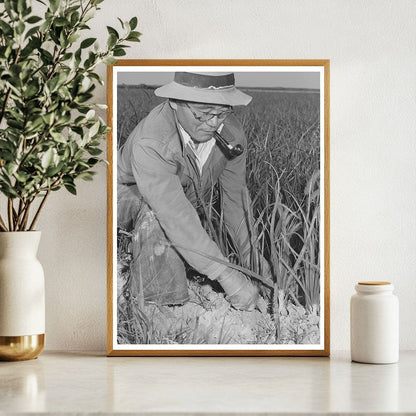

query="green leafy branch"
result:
[0,0,141,231]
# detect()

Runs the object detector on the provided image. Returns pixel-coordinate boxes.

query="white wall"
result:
[36,0,416,351]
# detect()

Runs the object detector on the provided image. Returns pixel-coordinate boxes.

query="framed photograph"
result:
[107,60,330,356]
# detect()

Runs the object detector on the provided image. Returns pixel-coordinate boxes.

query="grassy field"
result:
[116,85,321,345]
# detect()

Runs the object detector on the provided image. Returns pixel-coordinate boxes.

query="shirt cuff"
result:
[205,262,228,281]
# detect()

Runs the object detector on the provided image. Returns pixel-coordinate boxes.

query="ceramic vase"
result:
[350,281,399,364]
[0,231,45,361]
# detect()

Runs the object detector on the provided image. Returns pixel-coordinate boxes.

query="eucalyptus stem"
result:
[21,199,33,231]
[14,199,24,230]
[0,214,8,232]
[7,199,14,232]
[15,199,30,231]
[29,189,50,231]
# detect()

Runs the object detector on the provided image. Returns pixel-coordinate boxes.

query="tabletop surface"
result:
[0,350,415,415]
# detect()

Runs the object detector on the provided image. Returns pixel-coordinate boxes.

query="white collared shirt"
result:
[178,123,220,174]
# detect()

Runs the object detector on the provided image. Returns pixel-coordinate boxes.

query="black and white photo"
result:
[107,61,330,356]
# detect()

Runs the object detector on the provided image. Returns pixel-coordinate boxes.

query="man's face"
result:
[174,101,233,143]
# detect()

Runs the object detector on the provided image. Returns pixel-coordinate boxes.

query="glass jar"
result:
[350,281,399,364]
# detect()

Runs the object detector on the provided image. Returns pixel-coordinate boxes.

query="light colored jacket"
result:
[117,100,251,280]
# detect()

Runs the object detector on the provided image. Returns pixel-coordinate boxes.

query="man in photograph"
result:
[117,72,263,311]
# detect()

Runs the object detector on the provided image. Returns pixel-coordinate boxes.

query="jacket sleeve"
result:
[131,137,228,280]
[218,129,253,259]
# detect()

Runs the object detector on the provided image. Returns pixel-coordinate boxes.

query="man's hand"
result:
[216,269,259,311]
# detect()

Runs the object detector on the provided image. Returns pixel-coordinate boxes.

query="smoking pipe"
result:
[213,131,244,159]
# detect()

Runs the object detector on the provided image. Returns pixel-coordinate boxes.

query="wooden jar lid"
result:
[358,281,391,285]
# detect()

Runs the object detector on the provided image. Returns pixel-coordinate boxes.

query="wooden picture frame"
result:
[107,60,330,356]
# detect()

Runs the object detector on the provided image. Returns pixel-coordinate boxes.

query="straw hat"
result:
[154,72,252,106]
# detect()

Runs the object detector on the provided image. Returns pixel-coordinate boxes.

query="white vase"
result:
[0,231,45,361]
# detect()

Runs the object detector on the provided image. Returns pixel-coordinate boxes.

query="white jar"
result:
[350,281,399,364]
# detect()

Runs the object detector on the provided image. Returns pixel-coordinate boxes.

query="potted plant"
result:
[0,0,140,360]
